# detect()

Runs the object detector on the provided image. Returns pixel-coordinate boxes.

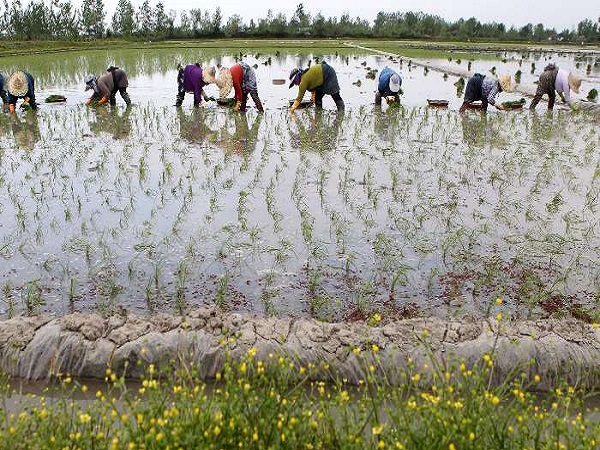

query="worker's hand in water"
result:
[98,96,109,105]
[233,101,241,112]
[290,100,300,113]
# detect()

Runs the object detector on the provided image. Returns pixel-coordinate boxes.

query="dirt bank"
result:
[1,308,599,390]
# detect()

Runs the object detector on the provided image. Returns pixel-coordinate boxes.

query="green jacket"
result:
[295,65,323,102]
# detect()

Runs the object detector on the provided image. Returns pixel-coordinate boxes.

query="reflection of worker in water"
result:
[89,106,132,139]
[85,66,131,106]
[6,71,38,113]
[460,113,487,148]
[289,61,345,112]
[175,64,217,107]
[459,73,512,113]
[529,64,582,110]
[177,108,218,144]
[375,67,402,106]
[10,111,40,150]
[289,109,344,150]
[218,62,264,113]
[220,113,262,155]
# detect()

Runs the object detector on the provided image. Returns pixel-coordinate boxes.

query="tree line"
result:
[1,1,599,43]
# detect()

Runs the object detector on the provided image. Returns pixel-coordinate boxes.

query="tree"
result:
[211,6,222,35]
[111,0,134,36]
[224,14,244,37]
[80,0,105,37]
[136,0,152,36]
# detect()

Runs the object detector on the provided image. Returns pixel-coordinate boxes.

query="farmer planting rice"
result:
[175,63,217,107]
[218,62,264,112]
[375,66,402,106]
[85,66,131,106]
[289,61,345,112]
[458,73,512,113]
[6,71,38,113]
[529,63,582,110]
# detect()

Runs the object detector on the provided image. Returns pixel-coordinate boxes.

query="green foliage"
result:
[0,0,598,41]
[1,345,599,449]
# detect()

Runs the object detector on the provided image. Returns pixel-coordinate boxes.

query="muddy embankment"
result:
[1,308,600,390]
[346,43,600,114]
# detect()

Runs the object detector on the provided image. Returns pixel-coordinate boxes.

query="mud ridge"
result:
[1,308,600,390]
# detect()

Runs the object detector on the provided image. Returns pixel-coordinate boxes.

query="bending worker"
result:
[175,63,217,107]
[376,67,402,105]
[529,63,582,110]
[229,62,264,112]
[6,71,38,113]
[289,61,344,112]
[85,66,131,106]
[459,73,512,113]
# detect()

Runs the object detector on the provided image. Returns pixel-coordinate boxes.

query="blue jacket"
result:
[378,67,401,97]
[7,72,35,105]
[0,73,7,103]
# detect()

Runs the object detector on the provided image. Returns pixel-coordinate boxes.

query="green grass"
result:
[1,342,599,449]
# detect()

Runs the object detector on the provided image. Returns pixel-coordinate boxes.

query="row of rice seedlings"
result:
[1,105,600,319]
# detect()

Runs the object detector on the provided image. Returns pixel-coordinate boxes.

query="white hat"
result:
[568,72,582,94]
[389,74,401,93]
[7,71,28,97]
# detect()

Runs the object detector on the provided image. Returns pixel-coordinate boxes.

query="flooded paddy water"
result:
[1,43,600,321]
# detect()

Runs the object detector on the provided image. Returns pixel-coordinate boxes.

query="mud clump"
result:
[0,308,599,391]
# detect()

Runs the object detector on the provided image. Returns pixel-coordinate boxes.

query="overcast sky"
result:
[97,0,598,31]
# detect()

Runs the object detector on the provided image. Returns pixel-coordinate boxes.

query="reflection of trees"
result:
[10,112,41,150]
[88,106,132,139]
[288,110,344,153]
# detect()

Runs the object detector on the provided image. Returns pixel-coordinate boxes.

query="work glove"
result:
[22,96,30,107]
[290,100,300,113]
[8,104,15,114]
[98,96,109,105]
[233,101,241,112]
[311,91,316,104]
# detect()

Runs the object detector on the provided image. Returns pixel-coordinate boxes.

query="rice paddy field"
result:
[1,40,600,321]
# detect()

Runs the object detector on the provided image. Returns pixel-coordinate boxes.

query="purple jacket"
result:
[181,65,207,105]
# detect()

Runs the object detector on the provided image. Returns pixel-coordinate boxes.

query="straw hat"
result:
[202,66,216,84]
[216,67,233,99]
[389,74,401,93]
[568,72,582,94]
[7,71,28,97]
[498,75,513,93]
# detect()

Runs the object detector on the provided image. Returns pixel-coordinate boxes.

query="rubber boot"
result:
[332,93,345,112]
[121,90,131,106]
[250,92,264,113]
